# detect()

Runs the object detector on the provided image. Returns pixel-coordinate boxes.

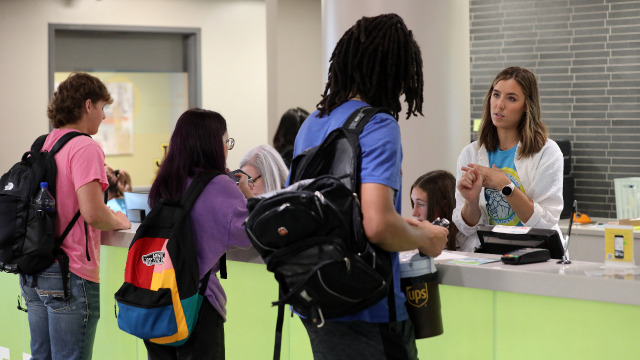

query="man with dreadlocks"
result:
[292,13,449,359]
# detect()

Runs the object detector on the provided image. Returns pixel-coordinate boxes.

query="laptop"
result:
[123,192,151,222]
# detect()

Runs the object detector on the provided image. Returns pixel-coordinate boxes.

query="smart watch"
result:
[501,183,515,197]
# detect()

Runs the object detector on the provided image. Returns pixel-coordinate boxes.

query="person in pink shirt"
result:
[20,72,131,360]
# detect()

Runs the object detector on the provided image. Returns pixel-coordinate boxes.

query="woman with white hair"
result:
[239,144,289,196]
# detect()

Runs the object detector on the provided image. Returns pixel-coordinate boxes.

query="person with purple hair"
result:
[144,108,252,360]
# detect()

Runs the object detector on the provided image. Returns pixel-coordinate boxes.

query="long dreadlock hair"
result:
[317,13,424,120]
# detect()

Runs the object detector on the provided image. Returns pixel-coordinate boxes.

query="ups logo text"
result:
[404,283,429,308]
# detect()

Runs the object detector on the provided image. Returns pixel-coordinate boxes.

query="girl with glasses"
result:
[146,108,252,359]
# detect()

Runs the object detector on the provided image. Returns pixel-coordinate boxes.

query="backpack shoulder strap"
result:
[181,170,227,282]
[31,134,49,152]
[49,132,91,156]
[342,106,394,136]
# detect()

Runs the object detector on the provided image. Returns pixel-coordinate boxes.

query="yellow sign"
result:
[154,143,169,168]
[604,225,634,267]
[473,119,482,132]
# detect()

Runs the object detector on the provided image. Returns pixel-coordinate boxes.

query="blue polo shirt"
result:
[292,100,408,323]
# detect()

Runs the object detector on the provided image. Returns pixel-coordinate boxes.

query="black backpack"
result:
[0,132,89,298]
[115,170,227,346]
[244,106,395,359]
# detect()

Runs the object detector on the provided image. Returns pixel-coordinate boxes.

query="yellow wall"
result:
[0,0,268,177]
[55,72,187,187]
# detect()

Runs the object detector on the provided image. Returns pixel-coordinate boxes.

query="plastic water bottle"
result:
[33,182,56,215]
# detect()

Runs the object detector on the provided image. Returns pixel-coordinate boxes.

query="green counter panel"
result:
[0,247,638,359]
[494,291,640,360]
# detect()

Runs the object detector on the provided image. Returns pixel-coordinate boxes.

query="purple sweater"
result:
[188,175,252,321]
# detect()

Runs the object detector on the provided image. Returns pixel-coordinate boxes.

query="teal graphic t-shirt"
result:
[485,145,524,226]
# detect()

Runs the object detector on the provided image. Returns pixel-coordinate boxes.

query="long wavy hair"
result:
[317,13,424,120]
[478,66,548,158]
[149,108,227,208]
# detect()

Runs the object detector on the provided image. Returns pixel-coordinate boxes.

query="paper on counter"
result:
[435,251,468,261]
[492,225,530,234]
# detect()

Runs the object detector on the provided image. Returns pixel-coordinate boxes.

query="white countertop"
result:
[435,251,640,306]
[101,222,263,263]
[559,217,639,237]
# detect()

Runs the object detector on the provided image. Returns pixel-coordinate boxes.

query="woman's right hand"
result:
[457,165,483,204]
[235,173,253,199]
[457,164,483,226]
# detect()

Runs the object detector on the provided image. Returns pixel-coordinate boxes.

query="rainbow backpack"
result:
[114,170,224,346]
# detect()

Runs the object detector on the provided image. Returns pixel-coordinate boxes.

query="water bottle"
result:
[33,182,56,217]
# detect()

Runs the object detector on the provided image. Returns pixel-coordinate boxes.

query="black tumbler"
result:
[399,252,444,339]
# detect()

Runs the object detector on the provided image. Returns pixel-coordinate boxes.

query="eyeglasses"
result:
[248,175,261,189]
[225,137,235,150]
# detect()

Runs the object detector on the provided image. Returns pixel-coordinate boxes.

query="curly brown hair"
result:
[47,72,113,128]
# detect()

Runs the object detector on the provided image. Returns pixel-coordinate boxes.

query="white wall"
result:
[0,0,470,218]
[266,0,322,144]
[322,0,471,216]
[0,0,267,172]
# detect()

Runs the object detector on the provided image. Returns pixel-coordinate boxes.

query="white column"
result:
[322,0,470,216]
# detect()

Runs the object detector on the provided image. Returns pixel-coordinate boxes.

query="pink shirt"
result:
[42,129,108,283]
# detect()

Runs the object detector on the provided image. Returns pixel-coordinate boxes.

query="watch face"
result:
[502,184,513,196]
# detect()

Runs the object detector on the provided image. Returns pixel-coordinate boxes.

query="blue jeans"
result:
[20,262,100,360]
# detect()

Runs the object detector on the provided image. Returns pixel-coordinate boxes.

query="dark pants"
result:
[300,317,419,360]
[144,300,224,360]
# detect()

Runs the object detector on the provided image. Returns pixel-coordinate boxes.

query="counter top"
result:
[559,217,639,237]
[103,227,640,306]
[557,217,640,263]
[101,223,264,264]
[435,251,640,306]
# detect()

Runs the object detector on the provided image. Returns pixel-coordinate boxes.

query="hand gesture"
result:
[457,164,483,204]
[467,164,510,190]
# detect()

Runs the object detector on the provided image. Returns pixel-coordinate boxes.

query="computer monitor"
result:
[123,192,151,222]
[475,225,565,259]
